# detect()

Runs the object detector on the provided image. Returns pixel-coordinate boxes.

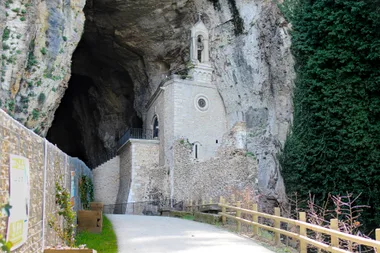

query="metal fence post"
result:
[41,139,48,249]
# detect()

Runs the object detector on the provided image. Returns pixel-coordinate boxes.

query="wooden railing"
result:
[218,197,380,253]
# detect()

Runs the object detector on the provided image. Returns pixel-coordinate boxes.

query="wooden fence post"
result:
[330,219,339,248]
[190,199,193,213]
[236,201,241,233]
[252,204,258,236]
[274,207,281,245]
[376,229,380,253]
[221,197,226,225]
[299,212,307,253]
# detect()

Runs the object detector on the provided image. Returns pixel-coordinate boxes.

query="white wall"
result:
[127,139,160,202]
[171,78,227,161]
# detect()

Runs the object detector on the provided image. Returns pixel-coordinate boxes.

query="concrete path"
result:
[107,214,274,253]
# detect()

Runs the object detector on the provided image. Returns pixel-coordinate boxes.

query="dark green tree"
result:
[279,0,380,232]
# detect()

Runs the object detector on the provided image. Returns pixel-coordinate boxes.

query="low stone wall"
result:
[194,212,222,225]
[172,141,258,202]
[93,156,120,205]
[0,109,92,252]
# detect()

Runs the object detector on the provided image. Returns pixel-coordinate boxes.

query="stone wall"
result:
[114,142,133,214]
[0,109,92,252]
[172,141,258,202]
[93,156,120,205]
[127,139,163,203]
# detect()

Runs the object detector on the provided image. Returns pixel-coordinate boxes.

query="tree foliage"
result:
[279,0,380,232]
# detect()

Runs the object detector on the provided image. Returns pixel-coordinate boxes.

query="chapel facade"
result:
[144,19,227,164]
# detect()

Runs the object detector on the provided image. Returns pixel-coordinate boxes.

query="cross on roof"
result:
[198,12,202,22]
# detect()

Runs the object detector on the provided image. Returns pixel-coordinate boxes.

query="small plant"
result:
[52,87,56,92]
[79,175,94,210]
[32,108,39,120]
[36,79,42,86]
[62,36,67,41]
[0,203,12,252]
[7,99,14,111]
[21,9,26,14]
[20,16,25,21]
[27,51,37,70]
[245,152,256,158]
[48,179,76,247]
[38,93,46,104]
[40,47,47,55]
[2,43,10,50]
[2,27,10,41]
[11,8,19,13]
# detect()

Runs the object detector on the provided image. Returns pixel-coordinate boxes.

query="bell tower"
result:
[189,14,213,83]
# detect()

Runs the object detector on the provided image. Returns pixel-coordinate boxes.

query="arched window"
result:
[153,116,159,138]
[197,35,204,62]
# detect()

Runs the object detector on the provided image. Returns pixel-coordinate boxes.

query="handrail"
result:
[218,200,380,253]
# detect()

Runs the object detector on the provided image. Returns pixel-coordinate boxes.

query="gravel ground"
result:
[107,214,274,253]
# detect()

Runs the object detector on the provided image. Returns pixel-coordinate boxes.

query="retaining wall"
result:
[0,109,92,252]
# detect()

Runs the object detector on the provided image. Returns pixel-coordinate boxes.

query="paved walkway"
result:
[107,214,274,253]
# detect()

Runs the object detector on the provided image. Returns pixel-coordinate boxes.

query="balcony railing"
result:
[117,128,154,150]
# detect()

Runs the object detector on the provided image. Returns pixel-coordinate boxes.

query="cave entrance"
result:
[46,32,142,168]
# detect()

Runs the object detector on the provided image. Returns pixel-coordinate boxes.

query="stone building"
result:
[144,19,227,164]
[93,19,257,213]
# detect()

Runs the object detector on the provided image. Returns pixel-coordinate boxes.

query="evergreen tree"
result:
[279,0,380,232]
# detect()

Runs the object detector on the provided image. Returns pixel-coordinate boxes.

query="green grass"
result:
[182,214,195,221]
[76,215,118,253]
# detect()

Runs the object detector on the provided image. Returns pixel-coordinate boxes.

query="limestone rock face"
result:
[0,0,86,134]
[78,0,294,203]
[0,0,294,204]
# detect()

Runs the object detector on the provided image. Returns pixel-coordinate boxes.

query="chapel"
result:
[144,18,227,164]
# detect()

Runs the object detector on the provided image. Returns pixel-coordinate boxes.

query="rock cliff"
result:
[0,0,86,134]
[0,0,294,204]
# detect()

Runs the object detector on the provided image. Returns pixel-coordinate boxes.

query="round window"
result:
[195,95,209,111]
[198,98,206,108]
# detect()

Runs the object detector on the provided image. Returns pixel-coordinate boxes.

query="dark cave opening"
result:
[45,0,196,168]
[46,74,94,163]
[46,33,143,168]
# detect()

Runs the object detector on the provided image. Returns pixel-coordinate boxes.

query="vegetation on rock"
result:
[279,0,380,232]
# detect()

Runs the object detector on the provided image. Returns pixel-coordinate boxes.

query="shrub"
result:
[2,43,10,50]
[38,93,46,104]
[40,47,47,55]
[32,108,39,120]
[48,179,76,247]
[2,27,10,41]
[279,0,380,233]
[79,175,94,210]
